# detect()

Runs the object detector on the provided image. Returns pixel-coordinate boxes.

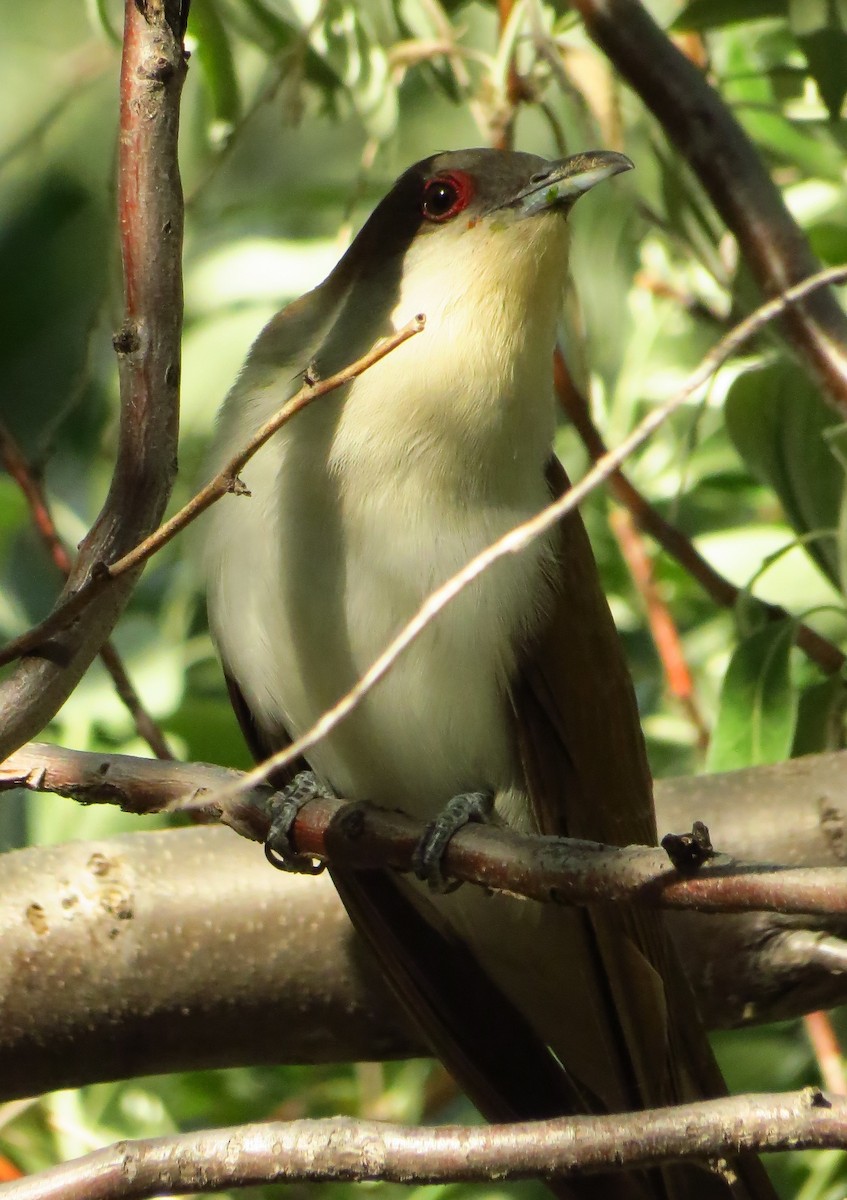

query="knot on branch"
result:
[661,820,714,872]
[113,324,141,355]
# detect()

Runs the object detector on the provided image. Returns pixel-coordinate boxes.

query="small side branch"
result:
[0,419,173,759]
[554,348,847,676]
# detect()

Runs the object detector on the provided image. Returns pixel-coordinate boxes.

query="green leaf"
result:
[725,360,847,588]
[798,28,847,118]
[188,0,242,139]
[788,0,831,36]
[707,620,798,771]
[672,0,787,32]
[791,673,846,755]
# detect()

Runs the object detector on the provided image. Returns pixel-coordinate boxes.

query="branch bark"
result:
[0,418,174,759]
[0,0,187,759]
[0,1088,842,1200]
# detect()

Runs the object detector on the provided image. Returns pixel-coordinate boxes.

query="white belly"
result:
[206,405,555,823]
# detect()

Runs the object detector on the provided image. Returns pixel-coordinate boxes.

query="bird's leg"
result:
[413,791,494,892]
[264,770,331,875]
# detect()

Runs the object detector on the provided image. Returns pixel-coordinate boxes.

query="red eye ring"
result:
[421,171,474,222]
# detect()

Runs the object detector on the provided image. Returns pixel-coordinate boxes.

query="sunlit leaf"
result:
[725,360,847,587]
[707,620,798,771]
[189,0,242,142]
[673,0,787,32]
[797,28,847,119]
[791,673,846,755]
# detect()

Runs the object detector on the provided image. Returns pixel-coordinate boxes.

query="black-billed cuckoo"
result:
[201,149,777,1200]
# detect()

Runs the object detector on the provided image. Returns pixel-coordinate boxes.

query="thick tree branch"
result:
[572,0,847,414]
[0,1088,843,1200]
[3,749,847,1096]
[0,0,187,759]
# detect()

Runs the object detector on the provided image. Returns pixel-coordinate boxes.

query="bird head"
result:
[336,147,632,302]
[313,147,633,373]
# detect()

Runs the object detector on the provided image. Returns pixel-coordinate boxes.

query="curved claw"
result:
[264,770,331,875]
[413,790,493,893]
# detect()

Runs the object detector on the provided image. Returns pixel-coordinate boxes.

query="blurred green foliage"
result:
[2,0,847,1195]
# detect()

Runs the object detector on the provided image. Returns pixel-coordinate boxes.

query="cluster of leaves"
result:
[2,0,847,1196]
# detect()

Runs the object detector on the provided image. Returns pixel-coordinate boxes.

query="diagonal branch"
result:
[553,348,847,676]
[572,0,847,414]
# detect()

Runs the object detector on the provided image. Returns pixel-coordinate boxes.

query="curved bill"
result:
[503,150,634,218]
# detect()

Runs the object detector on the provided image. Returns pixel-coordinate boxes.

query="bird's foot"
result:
[264,770,331,875]
[413,790,493,893]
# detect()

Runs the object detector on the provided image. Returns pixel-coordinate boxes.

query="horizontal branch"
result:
[1,1088,842,1199]
[4,741,847,918]
[1,823,845,1100]
[3,746,847,1097]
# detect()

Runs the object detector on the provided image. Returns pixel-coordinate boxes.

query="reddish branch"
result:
[1,1089,844,1199]
[4,746,847,1098]
[0,419,173,759]
[805,1012,847,1096]
[609,506,710,749]
[0,0,187,760]
[571,0,847,414]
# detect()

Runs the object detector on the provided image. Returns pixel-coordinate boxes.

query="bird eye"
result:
[421,172,473,222]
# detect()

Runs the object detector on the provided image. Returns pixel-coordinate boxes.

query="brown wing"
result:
[225,686,648,1200]
[510,457,776,1200]
[222,459,775,1200]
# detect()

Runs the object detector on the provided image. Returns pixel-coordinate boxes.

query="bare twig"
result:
[1,1088,844,1199]
[553,348,847,675]
[0,318,424,671]
[571,0,847,414]
[219,264,847,804]
[0,419,173,760]
[0,0,187,760]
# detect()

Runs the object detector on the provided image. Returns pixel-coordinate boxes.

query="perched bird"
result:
[201,148,776,1199]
